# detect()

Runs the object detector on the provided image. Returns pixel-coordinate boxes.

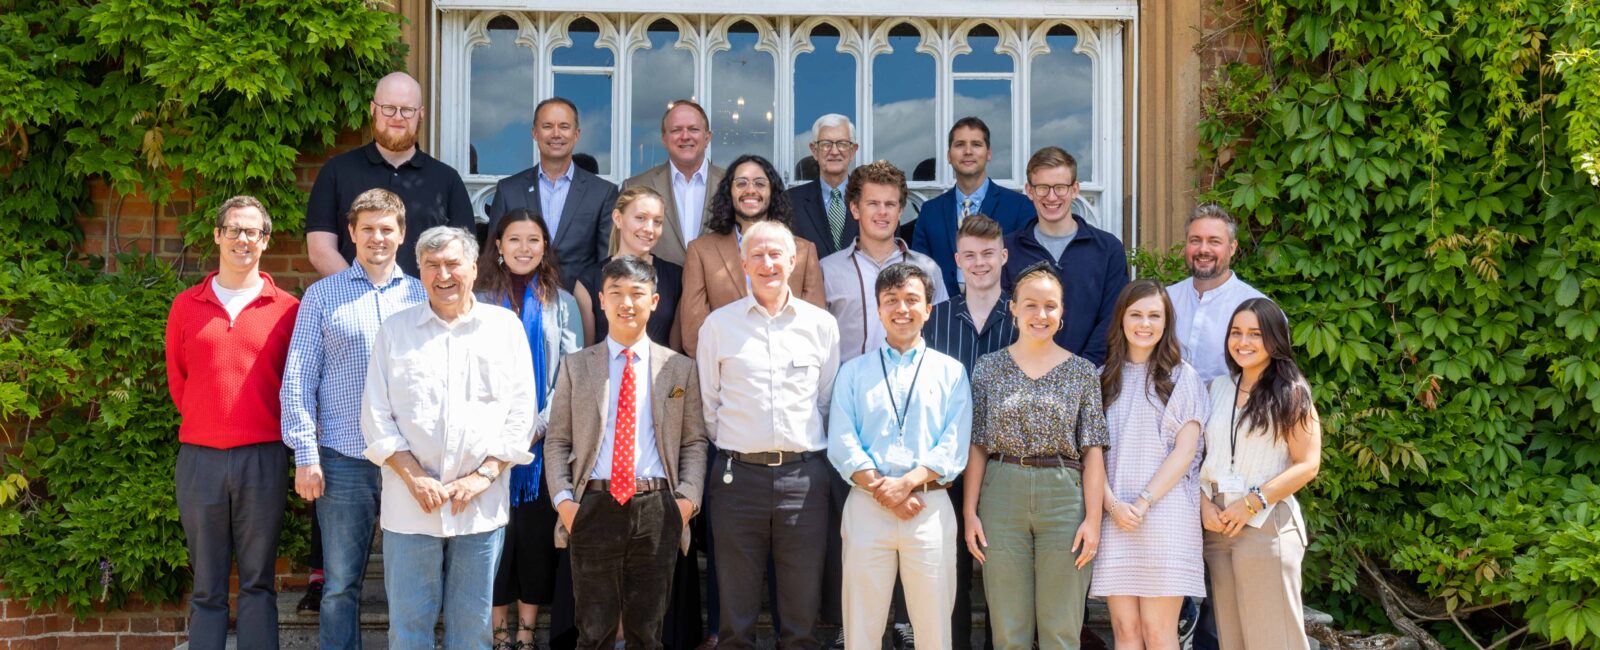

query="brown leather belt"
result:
[989,453,1083,471]
[725,450,823,466]
[585,477,672,495]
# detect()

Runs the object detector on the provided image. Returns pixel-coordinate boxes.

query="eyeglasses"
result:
[1029,183,1078,198]
[375,103,422,119]
[813,139,856,152]
[221,226,269,242]
[731,177,771,190]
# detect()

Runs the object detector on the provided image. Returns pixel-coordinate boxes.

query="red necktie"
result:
[611,349,637,505]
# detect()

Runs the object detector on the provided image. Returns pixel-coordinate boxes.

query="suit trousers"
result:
[707,451,831,650]
[1202,496,1310,650]
[175,442,287,650]
[841,489,957,650]
[569,489,683,650]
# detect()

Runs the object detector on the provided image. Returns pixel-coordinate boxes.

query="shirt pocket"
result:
[785,355,822,393]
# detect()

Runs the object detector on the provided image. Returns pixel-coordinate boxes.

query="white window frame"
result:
[434,2,1135,238]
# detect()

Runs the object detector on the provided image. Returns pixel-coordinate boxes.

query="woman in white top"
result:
[1198,298,1321,650]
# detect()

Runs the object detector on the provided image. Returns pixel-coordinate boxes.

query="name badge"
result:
[1218,473,1247,494]
[884,444,914,470]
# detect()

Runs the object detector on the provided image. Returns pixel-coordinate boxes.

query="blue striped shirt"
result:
[922,293,1017,371]
[281,263,427,466]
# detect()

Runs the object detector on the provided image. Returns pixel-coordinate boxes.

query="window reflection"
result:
[630,20,694,175]
[553,17,615,176]
[793,23,857,180]
[553,18,615,66]
[711,21,775,164]
[1030,24,1094,182]
[470,15,535,176]
[871,23,936,181]
[953,26,1014,179]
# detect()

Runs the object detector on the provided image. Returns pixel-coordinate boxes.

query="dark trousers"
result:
[175,442,287,650]
[708,451,831,650]
[948,477,993,650]
[570,489,683,650]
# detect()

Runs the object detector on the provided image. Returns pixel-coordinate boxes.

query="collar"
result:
[606,336,652,363]
[346,262,407,288]
[538,161,576,185]
[952,292,1011,331]
[741,291,796,319]
[881,339,927,364]
[848,237,911,264]
[193,271,280,307]
[416,296,480,328]
[1020,215,1099,250]
[671,157,710,185]
[955,178,990,206]
[820,176,847,198]
[362,141,427,170]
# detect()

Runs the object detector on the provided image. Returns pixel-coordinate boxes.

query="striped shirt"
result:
[922,293,1017,371]
[280,263,426,467]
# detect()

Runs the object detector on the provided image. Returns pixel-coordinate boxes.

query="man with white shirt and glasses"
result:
[361,226,540,649]
[1167,203,1265,650]
[281,189,426,649]
[698,221,841,650]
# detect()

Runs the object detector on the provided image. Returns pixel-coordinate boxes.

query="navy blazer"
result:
[1000,215,1129,365]
[487,164,620,290]
[786,179,858,259]
[910,179,1036,291]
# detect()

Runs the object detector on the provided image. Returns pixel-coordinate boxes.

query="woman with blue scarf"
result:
[476,208,583,650]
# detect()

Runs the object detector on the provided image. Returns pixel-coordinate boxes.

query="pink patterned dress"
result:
[1090,361,1209,598]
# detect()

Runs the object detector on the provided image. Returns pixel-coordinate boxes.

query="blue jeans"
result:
[317,447,382,649]
[384,527,505,650]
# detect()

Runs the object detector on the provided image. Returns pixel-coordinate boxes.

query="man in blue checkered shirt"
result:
[281,188,427,649]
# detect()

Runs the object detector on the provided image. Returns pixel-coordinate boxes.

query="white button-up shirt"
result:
[819,240,949,363]
[1169,272,1267,384]
[361,301,538,537]
[671,158,710,242]
[697,293,841,453]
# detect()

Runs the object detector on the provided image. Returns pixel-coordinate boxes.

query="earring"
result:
[498,254,504,266]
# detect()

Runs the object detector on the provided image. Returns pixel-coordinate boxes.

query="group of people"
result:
[164,70,1323,650]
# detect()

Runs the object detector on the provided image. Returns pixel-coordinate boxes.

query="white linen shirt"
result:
[1168,273,1266,384]
[361,300,539,537]
[697,292,841,453]
[671,158,710,242]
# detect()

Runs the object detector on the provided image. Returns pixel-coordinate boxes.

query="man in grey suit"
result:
[487,97,619,289]
[620,99,727,266]
[545,255,708,650]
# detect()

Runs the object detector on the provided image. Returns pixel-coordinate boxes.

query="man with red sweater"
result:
[165,195,300,650]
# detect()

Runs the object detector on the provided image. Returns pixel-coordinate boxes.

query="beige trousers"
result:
[840,488,957,650]
[1203,495,1311,650]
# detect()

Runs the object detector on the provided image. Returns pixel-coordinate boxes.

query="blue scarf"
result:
[504,280,548,507]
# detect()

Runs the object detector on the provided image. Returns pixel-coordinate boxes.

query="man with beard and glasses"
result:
[1166,202,1266,650]
[306,72,475,279]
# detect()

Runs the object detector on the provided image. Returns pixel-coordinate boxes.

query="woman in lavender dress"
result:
[1090,280,1208,650]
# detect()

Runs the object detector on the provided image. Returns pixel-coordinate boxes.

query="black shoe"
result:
[893,624,916,650]
[827,629,846,650]
[296,581,323,614]
[1178,597,1199,642]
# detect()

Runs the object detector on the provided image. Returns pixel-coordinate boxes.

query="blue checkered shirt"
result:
[281,264,426,466]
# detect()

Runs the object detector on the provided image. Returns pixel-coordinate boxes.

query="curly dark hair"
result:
[704,154,793,236]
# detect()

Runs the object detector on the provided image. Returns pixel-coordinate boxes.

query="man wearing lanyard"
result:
[828,262,972,650]
[820,160,949,364]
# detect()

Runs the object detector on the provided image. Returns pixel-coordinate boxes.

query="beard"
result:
[373,123,418,152]
[1188,256,1227,280]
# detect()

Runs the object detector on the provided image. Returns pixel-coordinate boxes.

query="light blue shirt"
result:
[827,340,972,484]
[553,337,667,505]
[537,162,576,237]
[820,177,848,206]
[281,263,427,466]
[955,179,989,219]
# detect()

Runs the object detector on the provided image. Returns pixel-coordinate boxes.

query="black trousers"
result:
[175,442,287,650]
[570,489,683,650]
[708,451,831,650]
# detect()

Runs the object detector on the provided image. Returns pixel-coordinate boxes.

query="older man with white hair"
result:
[361,226,539,650]
[787,114,861,258]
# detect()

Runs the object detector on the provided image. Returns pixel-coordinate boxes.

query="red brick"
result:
[98,616,129,632]
[157,615,186,632]
[0,619,24,637]
[121,636,186,650]
[40,614,69,633]
[11,639,57,650]
[65,635,117,650]
[126,617,157,633]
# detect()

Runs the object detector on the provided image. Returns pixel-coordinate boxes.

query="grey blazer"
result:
[543,341,708,552]
[487,164,620,290]
[618,161,727,266]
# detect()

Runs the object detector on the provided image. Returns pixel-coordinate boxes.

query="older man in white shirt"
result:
[362,226,538,650]
[698,220,841,650]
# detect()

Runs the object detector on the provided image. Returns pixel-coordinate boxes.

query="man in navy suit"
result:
[487,97,620,289]
[786,114,860,258]
[910,117,1036,292]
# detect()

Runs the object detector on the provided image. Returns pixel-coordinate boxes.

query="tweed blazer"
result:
[675,230,827,358]
[543,341,708,552]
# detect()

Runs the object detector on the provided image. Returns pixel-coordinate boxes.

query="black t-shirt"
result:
[304,142,475,277]
[578,256,683,348]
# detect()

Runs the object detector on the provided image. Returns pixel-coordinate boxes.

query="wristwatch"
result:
[474,465,499,481]
[1139,489,1155,505]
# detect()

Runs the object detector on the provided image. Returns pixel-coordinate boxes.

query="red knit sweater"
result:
[164,272,300,449]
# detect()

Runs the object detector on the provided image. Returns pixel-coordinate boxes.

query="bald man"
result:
[306,72,475,278]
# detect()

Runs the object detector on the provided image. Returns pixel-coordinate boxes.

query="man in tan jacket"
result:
[545,255,709,650]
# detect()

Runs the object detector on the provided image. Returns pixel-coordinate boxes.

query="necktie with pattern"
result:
[611,349,637,505]
[961,197,975,224]
[827,187,846,249]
